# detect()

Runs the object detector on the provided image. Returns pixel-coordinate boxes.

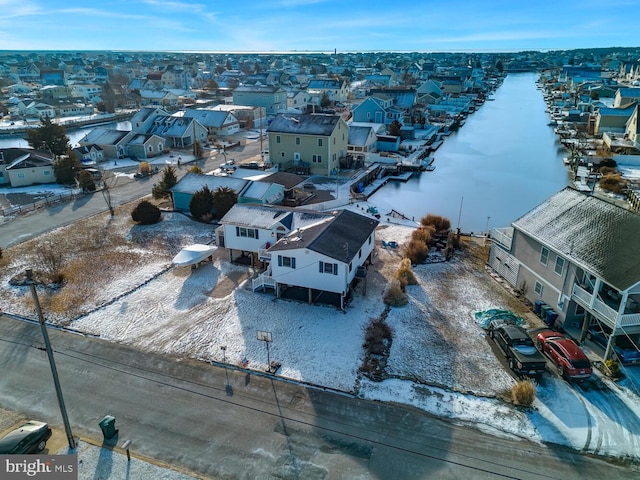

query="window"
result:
[43,171,51,176]
[296,137,300,145]
[319,261,338,275]
[278,255,295,268]
[540,247,549,266]
[534,281,543,295]
[236,227,258,239]
[318,139,323,147]
[312,155,322,163]
[276,135,281,144]
[554,256,565,275]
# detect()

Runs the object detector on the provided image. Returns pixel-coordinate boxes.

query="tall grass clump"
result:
[511,378,537,407]
[395,258,417,286]
[383,279,408,306]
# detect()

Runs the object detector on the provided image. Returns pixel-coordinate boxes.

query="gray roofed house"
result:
[182,108,240,137]
[1,148,55,187]
[170,172,249,212]
[78,128,133,159]
[489,186,640,362]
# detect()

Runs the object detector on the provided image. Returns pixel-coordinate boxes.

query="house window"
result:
[278,255,296,268]
[358,249,362,258]
[276,135,281,144]
[318,139,323,147]
[236,227,259,239]
[540,247,549,266]
[148,145,153,152]
[296,137,300,145]
[534,281,544,295]
[17,173,25,178]
[554,256,565,276]
[43,171,51,176]
[312,155,322,163]
[319,261,338,275]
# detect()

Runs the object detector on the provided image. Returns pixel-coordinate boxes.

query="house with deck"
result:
[218,205,379,308]
[488,187,640,363]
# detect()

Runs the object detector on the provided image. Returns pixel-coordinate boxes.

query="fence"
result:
[1,189,87,217]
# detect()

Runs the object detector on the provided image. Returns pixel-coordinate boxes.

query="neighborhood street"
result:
[0,314,636,479]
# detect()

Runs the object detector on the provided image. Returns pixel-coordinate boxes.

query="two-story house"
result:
[220,204,379,309]
[351,95,404,126]
[182,108,240,138]
[307,78,349,104]
[267,113,348,176]
[232,85,287,116]
[489,187,640,363]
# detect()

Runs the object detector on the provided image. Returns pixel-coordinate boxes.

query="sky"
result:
[0,0,638,53]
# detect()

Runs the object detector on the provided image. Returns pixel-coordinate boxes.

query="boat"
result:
[172,244,218,267]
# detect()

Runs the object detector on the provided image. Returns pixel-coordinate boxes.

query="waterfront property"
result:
[0,148,55,187]
[489,186,640,363]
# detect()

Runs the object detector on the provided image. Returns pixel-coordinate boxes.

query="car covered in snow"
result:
[536,330,592,380]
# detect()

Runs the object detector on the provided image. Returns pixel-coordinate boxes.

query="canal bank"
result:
[368,72,571,234]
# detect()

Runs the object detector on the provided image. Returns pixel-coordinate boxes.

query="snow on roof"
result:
[513,187,640,290]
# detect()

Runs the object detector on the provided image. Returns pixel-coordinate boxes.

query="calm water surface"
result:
[369,72,570,233]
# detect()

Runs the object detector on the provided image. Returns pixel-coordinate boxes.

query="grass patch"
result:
[511,378,537,406]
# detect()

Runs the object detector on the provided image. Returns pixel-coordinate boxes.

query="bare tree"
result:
[101,170,118,216]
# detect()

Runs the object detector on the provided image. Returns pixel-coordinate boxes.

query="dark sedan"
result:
[0,421,52,454]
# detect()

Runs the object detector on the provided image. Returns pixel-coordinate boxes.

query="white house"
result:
[252,208,379,309]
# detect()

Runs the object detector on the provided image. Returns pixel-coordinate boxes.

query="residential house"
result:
[169,172,249,213]
[347,124,379,161]
[252,208,379,309]
[287,90,313,112]
[594,105,636,135]
[126,133,167,159]
[78,128,133,159]
[182,108,240,138]
[70,84,102,103]
[145,115,208,148]
[211,105,265,130]
[488,187,640,362]
[0,148,55,187]
[266,113,348,176]
[131,107,170,133]
[232,85,287,116]
[307,78,349,103]
[613,87,640,108]
[602,104,640,154]
[351,95,404,126]
[139,89,179,107]
[71,145,104,164]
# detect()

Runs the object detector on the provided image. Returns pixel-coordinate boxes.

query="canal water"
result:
[369,72,571,234]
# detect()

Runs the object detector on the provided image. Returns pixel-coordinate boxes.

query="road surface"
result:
[0,315,636,480]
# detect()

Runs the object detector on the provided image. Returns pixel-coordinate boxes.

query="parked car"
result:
[536,330,592,380]
[243,161,264,170]
[489,325,547,377]
[587,323,640,365]
[0,421,52,454]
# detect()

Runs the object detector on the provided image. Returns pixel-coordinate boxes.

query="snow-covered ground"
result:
[1,208,639,463]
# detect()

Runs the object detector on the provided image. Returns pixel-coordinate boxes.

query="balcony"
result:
[572,283,640,330]
[491,227,513,250]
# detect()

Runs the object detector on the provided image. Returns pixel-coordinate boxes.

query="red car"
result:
[536,330,592,380]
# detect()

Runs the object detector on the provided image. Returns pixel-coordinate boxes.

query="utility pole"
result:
[26,269,76,450]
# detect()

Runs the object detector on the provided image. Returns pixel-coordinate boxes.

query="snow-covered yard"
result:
[1,207,639,462]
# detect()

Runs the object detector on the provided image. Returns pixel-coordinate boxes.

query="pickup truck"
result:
[489,324,547,377]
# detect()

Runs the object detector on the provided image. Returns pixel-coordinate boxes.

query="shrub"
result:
[599,166,617,176]
[421,214,451,233]
[152,166,178,200]
[34,240,66,284]
[447,231,461,250]
[363,319,392,353]
[411,225,435,244]
[139,161,152,174]
[599,174,627,193]
[395,258,418,286]
[511,378,537,406]
[131,200,162,225]
[605,359,620,377]
[404,239,429,264]
[384,279,408,306]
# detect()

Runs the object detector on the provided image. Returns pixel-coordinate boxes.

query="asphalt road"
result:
[0,139,264,249]
[0,315,636,480]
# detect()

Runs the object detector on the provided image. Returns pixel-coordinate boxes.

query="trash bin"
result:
[99,415,118,440]
[534,300,545,316]
[545,309,559,328]
[540,304,551,320]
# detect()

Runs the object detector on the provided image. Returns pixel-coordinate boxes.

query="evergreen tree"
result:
[189,185,214,221]
[77,169,96,192]
[54,154,83,185]
[152,166,178,200]
[211,186,237,219]
[25,116,70,156]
